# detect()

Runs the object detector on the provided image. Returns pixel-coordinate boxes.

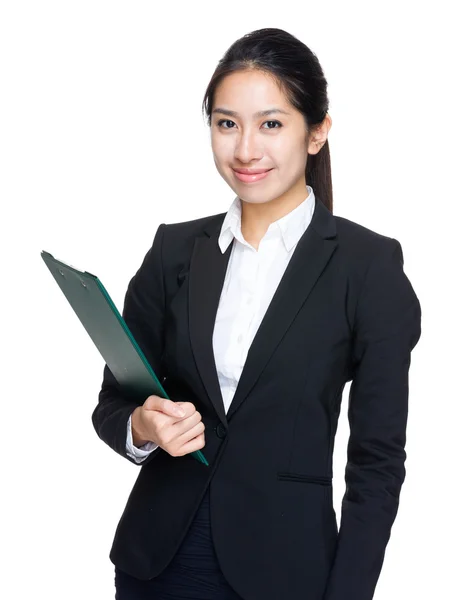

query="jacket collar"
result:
[218,185,316,253]
[189,195,337,425]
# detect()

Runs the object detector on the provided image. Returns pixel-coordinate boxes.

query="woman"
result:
[92,27,422,600]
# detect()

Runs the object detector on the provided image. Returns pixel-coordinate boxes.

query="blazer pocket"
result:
[277,472,332,486]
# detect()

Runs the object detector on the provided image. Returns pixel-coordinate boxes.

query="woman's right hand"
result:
[131,395,206,457]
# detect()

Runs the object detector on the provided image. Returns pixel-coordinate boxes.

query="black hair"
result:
[202,28,332,212]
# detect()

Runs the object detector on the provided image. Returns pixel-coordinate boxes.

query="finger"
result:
[175,420,205,445]
[162,398,186,417]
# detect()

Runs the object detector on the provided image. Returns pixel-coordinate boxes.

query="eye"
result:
[217,119,236,129]
[262,120,283,129]
[216,119,283,130]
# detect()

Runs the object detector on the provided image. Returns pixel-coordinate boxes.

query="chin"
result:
[238,192,279,205]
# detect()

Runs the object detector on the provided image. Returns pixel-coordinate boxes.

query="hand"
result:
[131,395,206,457]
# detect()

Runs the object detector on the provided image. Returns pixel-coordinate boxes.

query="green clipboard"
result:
[41,250,209,467]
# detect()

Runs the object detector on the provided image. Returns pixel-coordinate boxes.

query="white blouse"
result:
[126,185,316,462]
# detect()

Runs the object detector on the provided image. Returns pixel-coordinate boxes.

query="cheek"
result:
[212,140,232,165]
[278,141,308,172]
[274,134,305,155]
[211,129,229,152]
[212,154,232,184]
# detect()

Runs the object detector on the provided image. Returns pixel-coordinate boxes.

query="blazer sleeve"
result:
[323,237,422,600]
[91,223,167,466]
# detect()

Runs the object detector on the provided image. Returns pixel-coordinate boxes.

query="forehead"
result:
[214,70,290,110]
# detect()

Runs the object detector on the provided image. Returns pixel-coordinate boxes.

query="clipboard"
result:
[41,250,209,466]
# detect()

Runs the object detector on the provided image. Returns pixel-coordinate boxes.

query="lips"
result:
[232,168,272,174]
[232,168,273,183]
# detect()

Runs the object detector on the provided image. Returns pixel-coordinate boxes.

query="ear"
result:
[308,113,332,155]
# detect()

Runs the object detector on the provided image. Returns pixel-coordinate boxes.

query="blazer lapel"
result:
[188,220,234,427]
[188,197,338,426]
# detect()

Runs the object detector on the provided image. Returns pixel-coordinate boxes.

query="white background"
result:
[1,1,457,598]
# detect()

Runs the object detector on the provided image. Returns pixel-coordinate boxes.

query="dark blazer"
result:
[92,196,421,600]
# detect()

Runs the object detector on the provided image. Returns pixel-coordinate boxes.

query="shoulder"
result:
[161,211,225,249]
[332,212,420,343]
[163,212,225,238]
[157,211,226,275]
[334,213,396,248]
[332,212,403,270]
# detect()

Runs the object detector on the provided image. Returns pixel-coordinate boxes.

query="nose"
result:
[233,130,264,163]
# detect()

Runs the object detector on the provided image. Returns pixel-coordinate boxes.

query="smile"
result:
[232,169,273,183]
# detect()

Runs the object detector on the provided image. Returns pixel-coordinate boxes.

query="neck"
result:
[240,182,309,247]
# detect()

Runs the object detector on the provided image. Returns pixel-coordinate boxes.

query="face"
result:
[210,69,328,208]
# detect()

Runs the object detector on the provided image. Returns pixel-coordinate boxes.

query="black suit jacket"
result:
[92,197,421,600]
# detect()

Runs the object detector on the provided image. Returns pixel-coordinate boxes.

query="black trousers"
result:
[114,486,244,599]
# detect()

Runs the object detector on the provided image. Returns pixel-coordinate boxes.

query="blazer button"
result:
[215,423,227,439]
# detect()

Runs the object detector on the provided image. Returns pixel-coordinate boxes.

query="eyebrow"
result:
[212,108,291,118]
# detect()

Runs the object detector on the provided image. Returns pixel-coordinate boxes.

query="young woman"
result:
[92,27,422,600]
